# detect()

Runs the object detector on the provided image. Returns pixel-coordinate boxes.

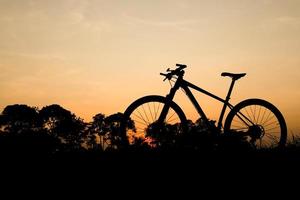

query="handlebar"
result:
[176,63,187,69]
[160,64,187,81]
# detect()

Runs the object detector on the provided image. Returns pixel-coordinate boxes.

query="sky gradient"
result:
[1,0,300,134]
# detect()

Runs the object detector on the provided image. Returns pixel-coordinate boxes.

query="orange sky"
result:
[1,0,300,134]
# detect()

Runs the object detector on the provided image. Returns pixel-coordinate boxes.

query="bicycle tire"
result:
[123,95,187,148]
[224,99,287,148]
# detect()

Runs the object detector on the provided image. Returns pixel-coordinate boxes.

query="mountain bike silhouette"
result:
[123,64,287,149]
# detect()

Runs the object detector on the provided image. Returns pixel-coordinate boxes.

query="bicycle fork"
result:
[158,81,181,123]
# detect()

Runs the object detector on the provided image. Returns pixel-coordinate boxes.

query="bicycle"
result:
[123,64,287,149]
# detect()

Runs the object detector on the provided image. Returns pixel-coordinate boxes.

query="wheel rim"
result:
[229,104,282,148]
[126,101,183,147]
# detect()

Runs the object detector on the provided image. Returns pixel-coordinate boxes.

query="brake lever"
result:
[161,73,172,81]
[167,74,173,81]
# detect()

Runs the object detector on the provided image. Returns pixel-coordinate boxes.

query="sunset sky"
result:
[1,0,300,134]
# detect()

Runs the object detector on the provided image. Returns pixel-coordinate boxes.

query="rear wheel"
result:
[123,95,187,148]
[224,99,287,149]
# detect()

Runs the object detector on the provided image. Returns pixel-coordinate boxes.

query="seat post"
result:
[225,79,236,103]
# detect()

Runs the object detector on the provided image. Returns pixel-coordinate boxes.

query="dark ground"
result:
[1,149,298,197]
[2,148,300,172]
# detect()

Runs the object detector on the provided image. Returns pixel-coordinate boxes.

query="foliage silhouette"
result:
[83,113,106,151]
[0,104,41,135]
[0,104,266,155]
[84,112,130,151]
[0,104,59,156]
[0,103,296,164]
[39,104,85,151]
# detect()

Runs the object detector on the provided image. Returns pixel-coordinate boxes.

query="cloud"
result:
[122,13,200,32]
[260,15,300,32]
[276,16,300,26]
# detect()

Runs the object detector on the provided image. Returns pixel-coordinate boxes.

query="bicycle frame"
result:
[162,74,236,129]
[123,66,287,148]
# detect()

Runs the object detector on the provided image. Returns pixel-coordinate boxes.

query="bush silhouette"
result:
[0,103,292,160]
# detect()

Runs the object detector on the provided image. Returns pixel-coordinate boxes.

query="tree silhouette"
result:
[104,112,128,150]
[88,112,131,151]
[0,103,255,158]
[0,104,41,135]
[83,113,105,151]
[0,104,59,156]
[39,104,85,151]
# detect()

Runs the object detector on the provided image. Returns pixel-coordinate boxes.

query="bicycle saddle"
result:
[221,72,246,80]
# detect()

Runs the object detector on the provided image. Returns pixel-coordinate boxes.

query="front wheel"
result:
[224,99,287,149]
[123,95,187,148]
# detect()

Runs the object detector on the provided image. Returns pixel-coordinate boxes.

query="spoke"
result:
[261,115,276,126]
[153,102,157,120]
[263,120,279,128]
[257,106,262,125]
[249,105,256,123]
[166,110,177,123]
[136,108,148,123]
[261,110,272,127]
[231,123,245,128]
[231,124,249,129]
[152,102,157,121]
[265,133,279,139]
[244,107,253,123]
[133,112,149,126]
[235,111,253,126]
[259,107,267,125]
[265,131,281,134]
[264,134,279,143]
[147,103,154,122]
[232,118,248,126]
[135,130,146,134]
[135,127,146,131]
[265,126,280,132]
[254,105,257,123]
[141,104,151,124]
[134,131,146,136]
[155,103,161,121]
[167,117,179,123]
[132,119,148,127]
